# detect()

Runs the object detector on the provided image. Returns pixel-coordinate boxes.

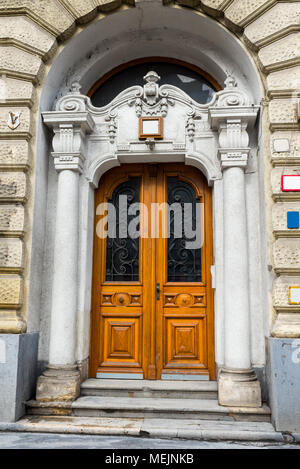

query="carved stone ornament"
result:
[105,110,117,144]
[8,111,21,130]
[214,76,251,107]
[129,71,175,117]
[42,82,95,173]
[56,82,88,112]
[208,75,260,170]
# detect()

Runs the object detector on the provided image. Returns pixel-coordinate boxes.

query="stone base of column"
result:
[36,364,81,402]
[218,367,262,408]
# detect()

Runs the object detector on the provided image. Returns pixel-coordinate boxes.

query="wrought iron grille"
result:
[167,177,202,282]
[105,177,140,282]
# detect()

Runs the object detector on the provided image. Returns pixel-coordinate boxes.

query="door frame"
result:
[89,163,215,380]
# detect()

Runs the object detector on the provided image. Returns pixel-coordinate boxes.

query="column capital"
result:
[208,76,259,171]
[42,83,95,173]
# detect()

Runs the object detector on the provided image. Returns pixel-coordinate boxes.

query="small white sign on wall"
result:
[273,138,290,153]
[289,287,300,305]
[0,339,6,364]
[282,175,300,192]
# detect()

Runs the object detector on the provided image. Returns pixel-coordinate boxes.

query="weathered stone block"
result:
[0,16,57,58]
[267,67,300,94]
[259,33,300,70]
[0,0,74,37]
[201,0,228,11]
[0,46,43,81]
[0,205,25,233]
[0,238,24,270]
[0,77,34,105]
[225,0,272,26]
[273,238,300,270]
[0,310,26,334]
[245,3,300,46]
[269,99,297,126]
[0,274,23,307]
[0,172,27,201]
[97,0,123,11]
[0,333,38,422]
[0,140,30,166]
[61,0,97,18]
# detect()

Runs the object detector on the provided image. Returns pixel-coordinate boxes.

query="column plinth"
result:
[218,368,262,408]
[36,365,80,402]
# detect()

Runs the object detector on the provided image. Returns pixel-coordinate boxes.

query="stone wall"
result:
[0,0,299,339]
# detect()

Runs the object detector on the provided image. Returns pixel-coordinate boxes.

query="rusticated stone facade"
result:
[0,0,299,344]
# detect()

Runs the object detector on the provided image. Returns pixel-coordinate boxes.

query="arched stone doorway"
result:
[36,46,263,407]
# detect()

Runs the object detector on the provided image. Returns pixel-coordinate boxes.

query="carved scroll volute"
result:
[56,82,88,112]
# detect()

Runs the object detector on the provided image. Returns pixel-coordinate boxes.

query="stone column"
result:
[36,85,94,401]
[209,77,262,407]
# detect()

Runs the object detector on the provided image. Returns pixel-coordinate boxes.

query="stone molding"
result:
[209,77,259,170]
[43,84,95,173]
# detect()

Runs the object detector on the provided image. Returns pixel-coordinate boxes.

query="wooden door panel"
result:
[163,292,206,308]
[156,164,214,380]
[165,318,207,370]
[102,317,142,366]
[90,163,215,380]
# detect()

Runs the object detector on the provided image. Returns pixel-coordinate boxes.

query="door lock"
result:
[156,283,160,301]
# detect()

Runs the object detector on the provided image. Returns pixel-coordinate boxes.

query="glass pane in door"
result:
[105,177,140,281]
[167,177,202,282]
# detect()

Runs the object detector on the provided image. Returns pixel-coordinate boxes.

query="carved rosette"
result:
[101,292,142,307]
[164,293,205,307]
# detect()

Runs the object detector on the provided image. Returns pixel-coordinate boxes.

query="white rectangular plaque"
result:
[139,117,163,139]
[142,119,159,135]
[273,138,290,153]
[289,287,300,305]
[282,175,300,191]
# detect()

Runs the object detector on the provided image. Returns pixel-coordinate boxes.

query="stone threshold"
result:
[0,415,293,443]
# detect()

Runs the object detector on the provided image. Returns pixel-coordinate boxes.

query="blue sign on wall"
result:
[287,211,300,229]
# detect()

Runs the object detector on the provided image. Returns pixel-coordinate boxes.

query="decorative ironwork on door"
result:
[167,177,202,283]
[105,177,140,282]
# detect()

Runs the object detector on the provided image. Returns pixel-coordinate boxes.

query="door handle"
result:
[156,283,160,301]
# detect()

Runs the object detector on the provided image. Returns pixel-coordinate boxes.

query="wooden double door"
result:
[90,164,215,380]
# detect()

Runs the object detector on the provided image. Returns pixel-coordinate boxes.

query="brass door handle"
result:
[156,283,160,301]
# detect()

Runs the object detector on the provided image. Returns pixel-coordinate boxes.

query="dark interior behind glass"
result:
[91,62,216,107]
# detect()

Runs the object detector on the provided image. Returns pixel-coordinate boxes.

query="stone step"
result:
[1,415,283,442]
[80,379,218,399]
[27,396,271,422]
